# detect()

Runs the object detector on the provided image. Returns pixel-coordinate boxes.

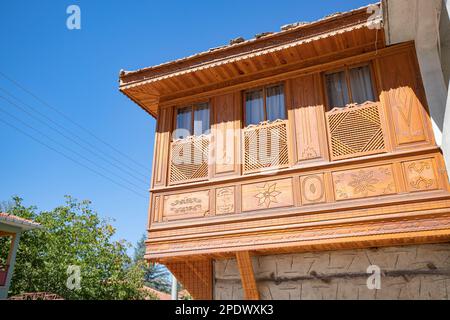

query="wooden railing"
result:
[326,102,388,161]
[243,119,289,174]
[169,135,210,185]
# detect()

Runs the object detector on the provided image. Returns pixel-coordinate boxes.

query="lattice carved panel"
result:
[243,120,289,174]
[165,260,213,300]
[169,135,210,185]
[326,102,387,161]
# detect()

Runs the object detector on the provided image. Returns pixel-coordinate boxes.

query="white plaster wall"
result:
[441,0,450,86]
[441,0,450,179]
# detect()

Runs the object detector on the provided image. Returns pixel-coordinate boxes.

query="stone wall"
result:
[214,244,450,300]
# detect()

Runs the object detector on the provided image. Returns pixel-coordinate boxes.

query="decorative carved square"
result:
[162,190,210,221]
[215,187,235,215]
[242,178,294,212]
[332,165,396,201]
[403,159,438,192]
[300,174,326,205]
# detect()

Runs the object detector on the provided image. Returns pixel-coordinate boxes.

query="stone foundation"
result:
[214,243,450,300]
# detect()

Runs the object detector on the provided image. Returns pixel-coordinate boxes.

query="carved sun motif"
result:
[349,170,379,196]
[255,183,281,208]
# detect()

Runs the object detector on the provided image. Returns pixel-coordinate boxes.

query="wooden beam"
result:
[236,251,260,300]
[0,231,13,237]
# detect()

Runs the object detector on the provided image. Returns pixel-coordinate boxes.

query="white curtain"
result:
[326,71,350,108]
[193,103,210,136]
[175,107,192,139]
[266,85,285,121]
[245,89,264,126]
[349,66,375,104]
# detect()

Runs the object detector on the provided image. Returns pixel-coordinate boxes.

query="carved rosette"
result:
[333,165,396,201]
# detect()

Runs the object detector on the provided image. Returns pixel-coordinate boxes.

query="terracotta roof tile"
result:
[0,212,42,230]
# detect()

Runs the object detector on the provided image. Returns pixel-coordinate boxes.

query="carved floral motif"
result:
[333,165,396,201]
[255,183,281,208]
[242,178,294,212]
[348,170,379,196]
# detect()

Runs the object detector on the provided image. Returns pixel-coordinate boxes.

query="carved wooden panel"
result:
[403,159,438,192]
[163,190,210,221]
[151,213,450,259]
[243,120,289,174]
[216,187,235,215]
[326,102,387,161]
[242,178,294,212]
[377,49,430,147]
[152,107,173,188]
[212,93,240,177]
[289,74,326,162]
[169,135,209,185]
[152,196,162,223]
[300,174,326,205]
[384,86,426,145]
[333,165,396,201]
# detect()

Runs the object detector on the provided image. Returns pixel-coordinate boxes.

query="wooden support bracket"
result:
[236,251,260,300]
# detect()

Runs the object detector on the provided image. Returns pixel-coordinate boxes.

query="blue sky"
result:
[0,0,374,251]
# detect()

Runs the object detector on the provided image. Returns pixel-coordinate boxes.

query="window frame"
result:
[323,62,378,111]
[243,82,287,127]
[172,101,211,140]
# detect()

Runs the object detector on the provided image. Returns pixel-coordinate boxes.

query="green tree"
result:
[133,234,171,293]
[1,196,156,300]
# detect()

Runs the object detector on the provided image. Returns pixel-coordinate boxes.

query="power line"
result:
[0,92,150,185]
[0,105,148,195]
[0,117,148,199]
[0,70,152,172]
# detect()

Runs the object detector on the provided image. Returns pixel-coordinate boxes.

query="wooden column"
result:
[236,251,260,300]
[0,232,21,300]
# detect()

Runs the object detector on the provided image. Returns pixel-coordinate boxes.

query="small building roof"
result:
[0,213,42,231]
[143,286,171,300]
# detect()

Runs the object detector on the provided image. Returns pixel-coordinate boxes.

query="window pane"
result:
[349,66,375,104]
[245,89,264,126]
[193,103,210,136]
[175,107,192,139]
[325,71,350,108]
[266,85,286,121]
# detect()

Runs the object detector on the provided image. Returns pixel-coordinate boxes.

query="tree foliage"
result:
[1,196,156,300]
[133,234,171,293]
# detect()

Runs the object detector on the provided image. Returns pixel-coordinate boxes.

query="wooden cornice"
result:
[119,4,384,117]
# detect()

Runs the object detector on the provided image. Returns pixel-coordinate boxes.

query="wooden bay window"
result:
[243,84,289,174]
[169,102,211,185]
[324,64,388,161]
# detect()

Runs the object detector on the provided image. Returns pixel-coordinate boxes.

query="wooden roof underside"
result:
[120,5,385,118]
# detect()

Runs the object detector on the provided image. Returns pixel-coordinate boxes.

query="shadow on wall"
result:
[440,0,450,88]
